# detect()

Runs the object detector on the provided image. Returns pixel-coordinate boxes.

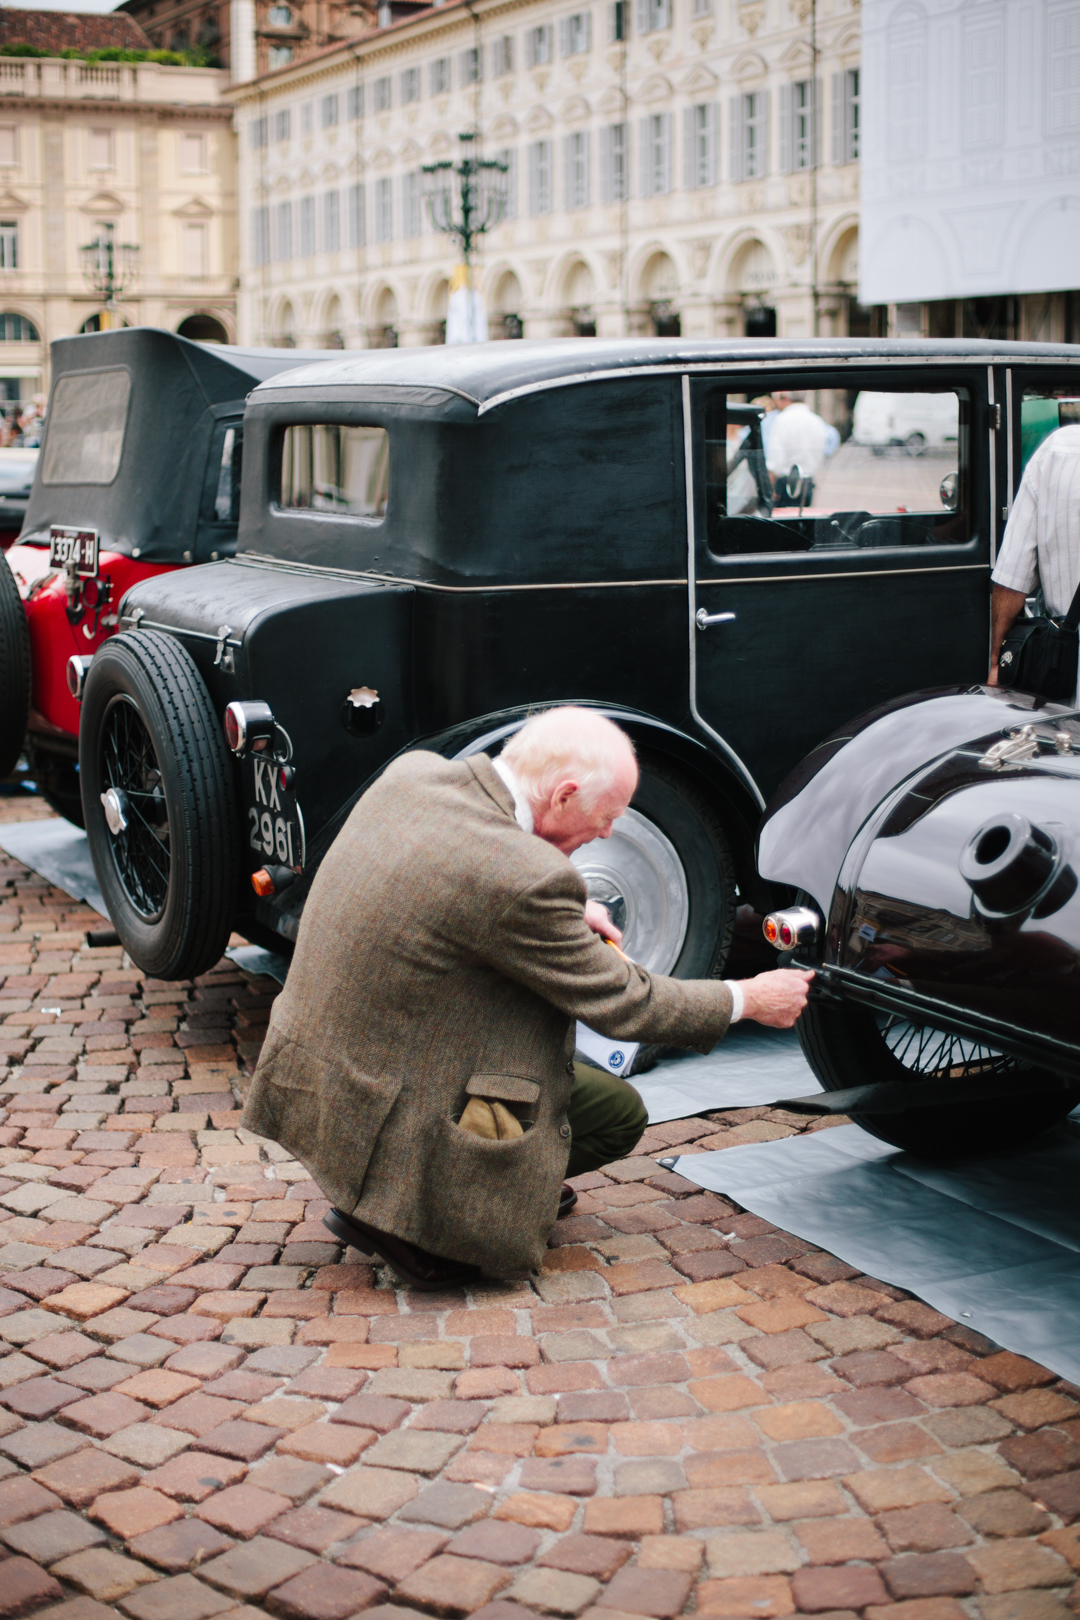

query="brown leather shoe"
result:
[558,1183,578,1218]
[323,1207,480,1292]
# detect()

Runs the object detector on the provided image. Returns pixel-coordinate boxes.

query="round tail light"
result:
[224,700,276,756]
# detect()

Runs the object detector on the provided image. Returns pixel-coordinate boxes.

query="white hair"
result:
[499,707,637,811]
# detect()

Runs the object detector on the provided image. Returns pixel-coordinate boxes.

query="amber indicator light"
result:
[251,869,275,898]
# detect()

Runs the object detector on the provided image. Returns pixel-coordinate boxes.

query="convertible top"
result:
[20,328,339,564]
[254,336,1080,414]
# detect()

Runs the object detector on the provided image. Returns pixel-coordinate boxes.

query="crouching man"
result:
[242,708,812,1288]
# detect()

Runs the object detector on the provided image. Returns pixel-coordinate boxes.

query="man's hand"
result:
[737,969,814,1028]
[989,584,1027,685]
[584,899,623,945]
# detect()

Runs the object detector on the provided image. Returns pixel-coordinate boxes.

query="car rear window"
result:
[279,423,389,520]
[40,367,130,486]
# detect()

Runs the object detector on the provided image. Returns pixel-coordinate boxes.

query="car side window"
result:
[279,423,389,521]
[200,418,243,527]
[704,382,970,557]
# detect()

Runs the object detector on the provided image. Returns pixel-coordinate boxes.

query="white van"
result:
[852,390,960,455]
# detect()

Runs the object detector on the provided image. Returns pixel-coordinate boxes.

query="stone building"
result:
[119,0,384,81]
[0,33,236,403]
[226,0,863,348]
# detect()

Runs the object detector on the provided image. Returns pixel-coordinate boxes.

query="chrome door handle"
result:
[696,608,736,630]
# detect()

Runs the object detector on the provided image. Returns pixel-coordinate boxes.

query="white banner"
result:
[860,0,1080,305]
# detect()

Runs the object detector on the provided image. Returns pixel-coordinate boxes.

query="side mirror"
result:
[940,471,958,510]
[783,464,806,503]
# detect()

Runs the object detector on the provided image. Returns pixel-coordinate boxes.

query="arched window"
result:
[269,4,293,23]
[0,313,39,342]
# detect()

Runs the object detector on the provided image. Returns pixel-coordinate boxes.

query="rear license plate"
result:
[49,526,99,576]
[246,754,306,871]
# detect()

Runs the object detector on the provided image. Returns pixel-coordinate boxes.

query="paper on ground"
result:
[0,819,107,917]
[674,1122,1080,1385]
[631,1022,821,1123]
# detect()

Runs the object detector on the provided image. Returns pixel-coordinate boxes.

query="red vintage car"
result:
[0,328,331,820]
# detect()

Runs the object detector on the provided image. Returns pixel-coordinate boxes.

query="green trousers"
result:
[564,1059,648,1179]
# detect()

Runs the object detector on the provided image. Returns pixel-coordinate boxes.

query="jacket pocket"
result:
[465,1073,542,1105]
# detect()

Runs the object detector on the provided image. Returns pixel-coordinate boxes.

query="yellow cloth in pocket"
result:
[458,1097,525,1140]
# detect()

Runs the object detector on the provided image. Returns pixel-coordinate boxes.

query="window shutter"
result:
[813,77,822,166]
[525,29,535,67]
[830,72,843,164]
[760,88,771,175]
[599,124,611,202]
[657,0,671,28]
[502,149,518,218]
[778,83,791,173]
[559,17,569,56]
[583,130,591,204]
[583,12,592,49]
[729,95,743,181]
[663,112,673,191]
[636,0,648,35]
[704,102,717,185]
[640,115,651,195]
[683,106,695,189]
[563,133,574,208]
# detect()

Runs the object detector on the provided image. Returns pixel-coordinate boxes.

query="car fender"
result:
[757,686,1076,919]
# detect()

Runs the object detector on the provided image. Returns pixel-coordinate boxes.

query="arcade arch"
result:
[726,237,779,336]
[636,250,680,335]
[369,285,399,348]
[490,268,524,339]
[176,313,229,344]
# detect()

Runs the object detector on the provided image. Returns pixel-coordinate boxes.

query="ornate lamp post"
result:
[423,133,508,343]
[79,222,139,330]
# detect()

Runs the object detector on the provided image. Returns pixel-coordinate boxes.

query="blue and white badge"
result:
[575,1021,641,1076]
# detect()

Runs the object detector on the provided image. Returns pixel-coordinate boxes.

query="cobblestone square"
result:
[0,802,1077,1620]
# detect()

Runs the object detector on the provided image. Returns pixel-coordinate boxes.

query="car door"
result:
[687,362,997,804]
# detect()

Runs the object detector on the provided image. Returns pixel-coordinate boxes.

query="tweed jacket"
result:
[242,751,733,1275]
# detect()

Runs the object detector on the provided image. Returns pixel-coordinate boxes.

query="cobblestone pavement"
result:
[0,806,1078,1620]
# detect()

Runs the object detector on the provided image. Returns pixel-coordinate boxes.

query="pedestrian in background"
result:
[766,389,831,505]
[989,422,1080,704]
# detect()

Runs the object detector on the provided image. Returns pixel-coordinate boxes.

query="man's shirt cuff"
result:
[725,980,744,1023]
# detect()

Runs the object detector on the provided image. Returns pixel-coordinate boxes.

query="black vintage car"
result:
[759,686,1080,1156]
[69,338,1080,990]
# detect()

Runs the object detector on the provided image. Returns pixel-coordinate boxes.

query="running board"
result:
[773,1068,1078,1117]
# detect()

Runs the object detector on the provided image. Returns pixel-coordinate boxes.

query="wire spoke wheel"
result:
[878,1013,1026,1085]
[798,994,1079,1157]
[100,696,171,921]
[81,630,237,981]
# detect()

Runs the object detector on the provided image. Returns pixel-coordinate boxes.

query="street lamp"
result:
[79,222,139,331]
[423,132,508,343]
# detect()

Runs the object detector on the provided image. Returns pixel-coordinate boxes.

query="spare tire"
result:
[80,630,238,980]
[0,552,30,780]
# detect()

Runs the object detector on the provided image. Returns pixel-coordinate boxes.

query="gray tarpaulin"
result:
[631,1024,822,1123]
[672,1121,1080,1385]
[0,819,107,918]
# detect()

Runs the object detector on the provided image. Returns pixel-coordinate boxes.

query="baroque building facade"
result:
[0,53,236,402]
[227,0,863,348]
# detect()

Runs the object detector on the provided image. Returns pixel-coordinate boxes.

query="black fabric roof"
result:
[21,328,340,562]
[254,336,1080,412]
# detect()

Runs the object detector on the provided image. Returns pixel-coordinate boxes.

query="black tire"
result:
[0,551,30,780]
[572,753,736,1074]
[798,996,1080,1157]
[80,630,238,980]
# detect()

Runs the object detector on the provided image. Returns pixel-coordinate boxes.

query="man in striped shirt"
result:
[989,422,1080,705]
